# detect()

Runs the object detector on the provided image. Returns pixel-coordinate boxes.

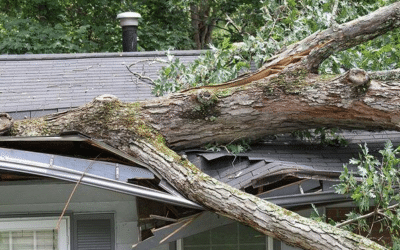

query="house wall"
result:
[0,180,139,249]
[150,244,170,250]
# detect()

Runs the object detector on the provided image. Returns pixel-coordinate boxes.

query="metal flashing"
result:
[0,133,161,178]
[263,191,350,207]
[0,147,154,182]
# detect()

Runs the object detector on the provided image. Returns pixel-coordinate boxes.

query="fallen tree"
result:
[4,2,400,249]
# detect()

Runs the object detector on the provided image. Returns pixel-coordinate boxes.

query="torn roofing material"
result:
[185,130,400,206]
[186,149,342,191]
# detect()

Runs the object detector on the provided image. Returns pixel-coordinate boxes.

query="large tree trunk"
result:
[6,2,400,249]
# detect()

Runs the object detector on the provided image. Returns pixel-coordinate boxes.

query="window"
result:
[182,222,275,250]
[0,216,70,250]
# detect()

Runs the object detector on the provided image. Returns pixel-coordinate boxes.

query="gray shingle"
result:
[226,172,253,188]
[0,51,204,118]
[31,109,58,118]
[8,111,31,120]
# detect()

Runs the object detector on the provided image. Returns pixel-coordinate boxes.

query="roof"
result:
[0,50,204,119]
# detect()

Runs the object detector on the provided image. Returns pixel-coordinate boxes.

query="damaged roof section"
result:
[185,130,400,208]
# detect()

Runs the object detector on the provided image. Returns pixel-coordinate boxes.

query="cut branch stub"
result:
[347,68,370,86]
[93,94,119,104]
[0,113,13,135]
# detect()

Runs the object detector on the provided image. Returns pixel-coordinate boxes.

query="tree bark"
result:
[6,2,400,249]
[190,1,215,49]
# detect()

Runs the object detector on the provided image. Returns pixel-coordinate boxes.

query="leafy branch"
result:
[205,138,251,155]
[291,127,348,147]
[334,141,400,246]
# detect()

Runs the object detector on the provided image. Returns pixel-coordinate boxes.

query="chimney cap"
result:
[117,12,141,27]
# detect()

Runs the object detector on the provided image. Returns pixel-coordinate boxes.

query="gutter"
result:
[0,154,203,210]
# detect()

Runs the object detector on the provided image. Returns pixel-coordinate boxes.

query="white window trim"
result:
[0,216,70,250]
[267,236,273,250]
[176,239,183,250]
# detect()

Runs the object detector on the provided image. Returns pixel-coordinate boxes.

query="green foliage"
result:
[393,237,400,250]
[205,139,251,155]
[153,0,399,94]
[225,139,251,155]
[0,14,93,54]
[153,0,327,94]
[136,0,194,51]
[153,45,250,95]
[0,0,123,53]
[243,0,400,74]
[291,127,348,147]
[310,204,327,223]
[318,0,400,74]
[210,1,266,45]
[0,0,193,54]
[320,29,400,74]
[336,141,400,246]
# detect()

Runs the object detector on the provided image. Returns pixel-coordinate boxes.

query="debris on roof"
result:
[184,130,400,208]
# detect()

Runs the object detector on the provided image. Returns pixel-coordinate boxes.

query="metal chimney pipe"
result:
[117,12,141,52]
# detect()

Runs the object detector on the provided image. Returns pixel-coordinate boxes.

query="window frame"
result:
[0,216,70,250]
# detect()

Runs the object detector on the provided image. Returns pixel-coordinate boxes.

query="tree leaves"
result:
[336,141,400,246]
[154,0,400,94]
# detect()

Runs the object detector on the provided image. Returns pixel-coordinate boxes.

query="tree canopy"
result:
[152,0,400,96]
[1,0,399,59]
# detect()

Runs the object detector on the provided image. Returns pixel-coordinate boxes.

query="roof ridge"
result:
[0,50,207,61]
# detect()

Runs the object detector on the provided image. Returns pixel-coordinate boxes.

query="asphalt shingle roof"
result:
[0,51,203,119]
